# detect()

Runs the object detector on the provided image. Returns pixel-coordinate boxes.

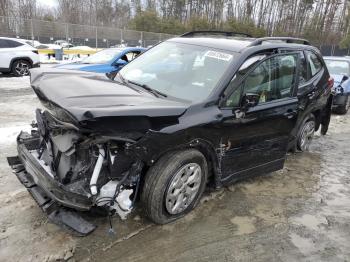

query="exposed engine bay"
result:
[31,108,143,220]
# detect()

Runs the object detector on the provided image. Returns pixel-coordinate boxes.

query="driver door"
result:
[218,52,299,183]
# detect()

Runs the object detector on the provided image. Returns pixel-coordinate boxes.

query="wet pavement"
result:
[0,74,349,262]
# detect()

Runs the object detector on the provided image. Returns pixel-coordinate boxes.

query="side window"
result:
[225,54,297,107]
[11,40,23,47]
[306,51,322,76]
[0,39,6,48]
[125,51,141,62]
[299,52,309,84]
[0,39,23,48]
[225,86,241,107]
[224,55,267,107]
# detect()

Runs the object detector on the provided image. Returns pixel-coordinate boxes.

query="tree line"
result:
[1,0,350,47]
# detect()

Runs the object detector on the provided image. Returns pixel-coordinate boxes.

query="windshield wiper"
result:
[127,80,168,98]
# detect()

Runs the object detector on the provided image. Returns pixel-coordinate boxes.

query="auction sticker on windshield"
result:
[204,50,233,61]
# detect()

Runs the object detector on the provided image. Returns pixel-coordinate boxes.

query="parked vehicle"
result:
[0,37,40,76]
[7,31,333,235]
[54,47,145,77]
[54,40,74,48]
[324,56,350,114]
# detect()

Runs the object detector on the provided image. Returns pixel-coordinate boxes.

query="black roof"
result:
[180,30,252,38]
[169,37,254,52]
[168,32,313,53]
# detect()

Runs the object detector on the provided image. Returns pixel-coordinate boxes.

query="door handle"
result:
[283,110,297,119]
[308,91,316,100]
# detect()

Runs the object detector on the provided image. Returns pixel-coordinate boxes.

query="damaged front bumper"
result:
[7,131,96,235]
[12,131,93,210]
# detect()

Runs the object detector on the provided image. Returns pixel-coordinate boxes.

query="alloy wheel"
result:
[15,62,30,76]
[299,120,315,151]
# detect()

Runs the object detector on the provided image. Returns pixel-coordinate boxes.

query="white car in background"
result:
[54,40,74,48]
[0,37,40,76]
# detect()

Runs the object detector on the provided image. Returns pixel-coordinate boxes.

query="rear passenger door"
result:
[298,50,324,103]
[304,50,330,107]
[293,50,329,134]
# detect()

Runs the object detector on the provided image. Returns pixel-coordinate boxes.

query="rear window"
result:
[0,39,23,48]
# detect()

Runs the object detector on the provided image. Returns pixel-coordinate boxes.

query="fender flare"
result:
[188,138,222,188]
[130,136,223,188]
[10,56,34,69]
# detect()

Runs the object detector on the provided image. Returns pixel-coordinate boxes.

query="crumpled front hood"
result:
[30,68,188,122]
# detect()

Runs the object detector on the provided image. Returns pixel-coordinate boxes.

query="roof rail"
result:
[180,31,252,38]
[249,37,310,46]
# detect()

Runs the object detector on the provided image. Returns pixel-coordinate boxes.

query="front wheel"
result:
[11,60,31,77]
[297,114,316,152]
[141,149,208,224]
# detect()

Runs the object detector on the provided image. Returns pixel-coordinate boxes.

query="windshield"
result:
[83,48,122,64]
[118,41,235,102]
[325,59,350,76]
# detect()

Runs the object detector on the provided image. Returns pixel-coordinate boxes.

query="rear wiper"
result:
[127,80,168,98]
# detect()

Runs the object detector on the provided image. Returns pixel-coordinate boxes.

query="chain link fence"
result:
[0,16,175,48]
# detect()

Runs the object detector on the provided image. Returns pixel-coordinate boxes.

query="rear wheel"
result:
[11,60,31,77]
[336,95,349,115]
[141,149,208,224]
[297,114,316,152]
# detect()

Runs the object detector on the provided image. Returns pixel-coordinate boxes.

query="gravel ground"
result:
[0,72,349,262]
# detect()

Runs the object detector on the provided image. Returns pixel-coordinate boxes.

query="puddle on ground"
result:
[289,233,317,255]
[229,216,257,235]
[291,214,328,231]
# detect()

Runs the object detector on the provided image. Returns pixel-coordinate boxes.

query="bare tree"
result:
[2,0,349,44]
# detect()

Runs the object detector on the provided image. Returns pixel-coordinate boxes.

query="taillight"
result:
[327,77,334,89]
[32,50,38,54]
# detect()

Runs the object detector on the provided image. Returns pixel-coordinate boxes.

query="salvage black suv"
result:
[8,31,333,235]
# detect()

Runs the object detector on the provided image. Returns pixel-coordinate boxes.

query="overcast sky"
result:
[37,0,57,8]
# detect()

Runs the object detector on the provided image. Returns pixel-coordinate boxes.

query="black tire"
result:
[336,95,349,115]
[321,105,332,136]
[297,114,316,152]
[141,149,208,224]
[11,59,31,77]
[320,122,329,136]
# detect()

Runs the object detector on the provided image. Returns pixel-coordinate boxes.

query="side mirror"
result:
[114,59,127,66]
[241,93,260,110]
